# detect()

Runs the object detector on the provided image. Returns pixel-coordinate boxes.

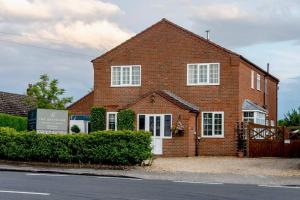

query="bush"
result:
[71,125,80,133]
[0,113,27,131]
[90,107,106,131]
[117,109,135,130]
[0,127,151,165]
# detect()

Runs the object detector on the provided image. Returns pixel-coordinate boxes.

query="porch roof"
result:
[242,99,266,113]
[125,90,200,113]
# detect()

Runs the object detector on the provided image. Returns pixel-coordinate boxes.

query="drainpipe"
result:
[195,112,199,156]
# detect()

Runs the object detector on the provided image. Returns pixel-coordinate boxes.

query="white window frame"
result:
[201,111,224,138]
[242,110,266,125]
[251,70,254,89]
[106,112,118,130]
[256,74,261,91]
[111,65,141,87]
[137,114,173,139]
[187,63,220,86]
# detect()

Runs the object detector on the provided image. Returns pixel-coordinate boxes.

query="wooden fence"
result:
[236,122,300,157]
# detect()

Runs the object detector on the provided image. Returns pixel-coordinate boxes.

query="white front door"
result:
[138,115,163,155]
[147,115,163,155]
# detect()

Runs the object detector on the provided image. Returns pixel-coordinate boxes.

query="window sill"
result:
[187,83,220,86]
[201,136,225,139]
[111,85,141,88]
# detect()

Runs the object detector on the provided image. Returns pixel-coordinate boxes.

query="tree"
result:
[279,107,300,126]
[26,74,73,109]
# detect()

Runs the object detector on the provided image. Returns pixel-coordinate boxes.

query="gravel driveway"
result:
[148,157,300,177]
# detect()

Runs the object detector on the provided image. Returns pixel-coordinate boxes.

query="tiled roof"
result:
[0,91,36,116]
[242,99,266,113]
[126,90,200,113]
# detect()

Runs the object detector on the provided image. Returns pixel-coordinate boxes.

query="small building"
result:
[0,91,35,117]
[68,19,279,156]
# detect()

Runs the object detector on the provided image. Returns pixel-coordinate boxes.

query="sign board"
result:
[284,139,291,144]
[28,109,68,133]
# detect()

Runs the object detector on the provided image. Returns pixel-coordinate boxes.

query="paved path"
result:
[0,171,299,200]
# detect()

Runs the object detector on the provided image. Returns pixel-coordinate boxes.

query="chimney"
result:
[205,30,210,40]
[267,63,270,73]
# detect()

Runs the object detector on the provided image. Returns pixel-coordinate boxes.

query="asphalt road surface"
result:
[0,171,299,200]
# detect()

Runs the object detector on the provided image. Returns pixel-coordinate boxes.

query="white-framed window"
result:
[111,65,141,87]
[106,112,118,130]
[243,111,266,125]
[187,63,220,85]
[251,70,254,89]
[201,112,224,138]
[256,74,261,91]
[137,114,172,138]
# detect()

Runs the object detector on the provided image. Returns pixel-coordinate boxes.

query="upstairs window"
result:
[187,63,220,85]
[256,74,261,91]
[111,65,141,87]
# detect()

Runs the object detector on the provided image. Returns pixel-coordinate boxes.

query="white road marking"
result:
[173,180,224,185]
[258,185,300,189]
[97,176,143,181]
[26,173,68,177]
[0,190,50,196]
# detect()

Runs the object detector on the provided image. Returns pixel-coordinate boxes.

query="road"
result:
[0,171,299,200]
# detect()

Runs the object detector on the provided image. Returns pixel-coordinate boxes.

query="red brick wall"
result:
[128,93,196,157]
[68,91,94,115]
[238,60,278,123]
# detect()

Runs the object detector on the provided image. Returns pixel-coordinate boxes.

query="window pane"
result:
[203,113,213,136]
[108,113,116,130]
[188,65,198,84]
[149,116,154,136]
[122,67,130,84]
[156,116,161,136]
[257,74,261,90]
[112,67,121,85]
[199,65,207,83]
[214,113,222,135]
[164,115,171,137]
[139,115,145,130]
[209,64,219,84]
[132,66,140,85]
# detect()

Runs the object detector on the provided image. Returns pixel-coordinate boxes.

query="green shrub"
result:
[71,125,80,133]
[90,107,106,131]
[117,109,135,130]
[0,113,27,131]
[0,127,151,165]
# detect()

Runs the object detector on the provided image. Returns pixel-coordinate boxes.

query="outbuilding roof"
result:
[0,91,35,116]
[242,99,266,113]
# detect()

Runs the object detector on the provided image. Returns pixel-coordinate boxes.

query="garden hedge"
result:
[0,113,27,131]
[0,127,151,165]
[117,109,135,130]
[90,107,106,131]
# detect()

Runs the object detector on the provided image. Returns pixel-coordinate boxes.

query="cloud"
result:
[0,0,133,50]
[189,0,300,48]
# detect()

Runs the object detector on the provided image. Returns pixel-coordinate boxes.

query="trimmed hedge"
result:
[117,109,135,130]
[0,127,151,165]
[90,107,106,131]
[0,113,27,131]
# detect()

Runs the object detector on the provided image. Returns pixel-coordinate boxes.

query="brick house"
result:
[68,19,279,156]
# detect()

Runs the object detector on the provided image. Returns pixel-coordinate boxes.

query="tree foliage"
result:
[90,107,106,131]
[117,109,135,130]
[278,107,300,126]
[0,113,27,131]
[26,74,73,109]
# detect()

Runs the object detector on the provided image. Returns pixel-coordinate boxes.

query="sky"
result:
[1,0,300,119]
